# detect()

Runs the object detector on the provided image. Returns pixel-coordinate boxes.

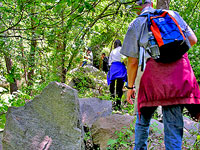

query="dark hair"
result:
[102,53,106,56]
[87,47,92,51]
[114,39,122,49]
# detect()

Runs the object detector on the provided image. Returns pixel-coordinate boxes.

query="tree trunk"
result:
[156,0,170,9]
[61,41,66,83]
[20,42,28,85]
[1,3,18,94]
[28,40,37,88]
[4,55,18,93]
[27,5,37,95]
[61,11,67,83]
[53,10,67,83]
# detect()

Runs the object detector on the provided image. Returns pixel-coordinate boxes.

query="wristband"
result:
[126,86,135,89]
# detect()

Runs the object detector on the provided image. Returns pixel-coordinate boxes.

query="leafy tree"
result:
[170,0,200,83]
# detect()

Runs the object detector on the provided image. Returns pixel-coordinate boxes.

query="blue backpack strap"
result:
[139,9,164,31]
[138,13,151,31]
[155,9,163,14]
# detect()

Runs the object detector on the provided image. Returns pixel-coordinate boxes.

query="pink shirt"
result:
[138,54,200,120]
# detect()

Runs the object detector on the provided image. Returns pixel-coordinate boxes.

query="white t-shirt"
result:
[109,46,126,66]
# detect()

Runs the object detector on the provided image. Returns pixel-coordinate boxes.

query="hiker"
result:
[120,0,200,149]
[100,53,109,73]
[82,47,93,67]
[107,39,127,110]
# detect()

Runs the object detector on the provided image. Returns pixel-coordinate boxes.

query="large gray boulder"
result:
[91,114,197,150]
[0,131,2,150]
[150,117,198,147]
[182,116,199,148]
[91,114,135,150]
[183,116,199,133]
[90,114,166,150]
[149,119,165,149]
[2,82,84,150]
[79,98,112,128]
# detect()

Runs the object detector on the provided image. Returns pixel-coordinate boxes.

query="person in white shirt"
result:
[107,39,127,110]
[82,47,93,67]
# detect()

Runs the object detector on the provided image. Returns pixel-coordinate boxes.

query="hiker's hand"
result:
[127,88,135,105]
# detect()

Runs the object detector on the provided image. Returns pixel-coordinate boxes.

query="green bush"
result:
[68,66,109,98]
[0,90,31,129]
[188,45,200,83]
[107,120,135,150]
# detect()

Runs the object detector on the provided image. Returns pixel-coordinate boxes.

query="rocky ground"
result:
[1,67,199,150]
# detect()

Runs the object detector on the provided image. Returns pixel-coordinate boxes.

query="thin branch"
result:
[0,3,24,34]
[0,0,62,33]
[109,17,127,53]
[80,1,117,40]
[188,0,200,26]
[120,0,136,5]
[73,0,102,41]
[0,35,44,41]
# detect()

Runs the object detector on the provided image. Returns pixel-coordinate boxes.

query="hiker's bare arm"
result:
[188,33,197,47]
[122,57,128,66]
[127,57,138,88]
[127,57,138,105]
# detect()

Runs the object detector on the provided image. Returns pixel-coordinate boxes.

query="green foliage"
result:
[0,0,140,94]
[182,121,200,149]
[84,130,92,141]
[188,45,200,83]
[196,135,200,147]
[107,121,135,150]
[67,66,109,98]
[0,90,31,129]
[4,64,21,84]
[122,102,135,115]
[150,122,162,134]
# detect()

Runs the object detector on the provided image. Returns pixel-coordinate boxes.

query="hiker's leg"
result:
[162,105,183,150]
[116,78,124,108]
[134,107,157,150]
[109,80,115,98]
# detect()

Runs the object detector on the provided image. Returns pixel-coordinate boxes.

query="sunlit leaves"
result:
[78,6,85,13]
